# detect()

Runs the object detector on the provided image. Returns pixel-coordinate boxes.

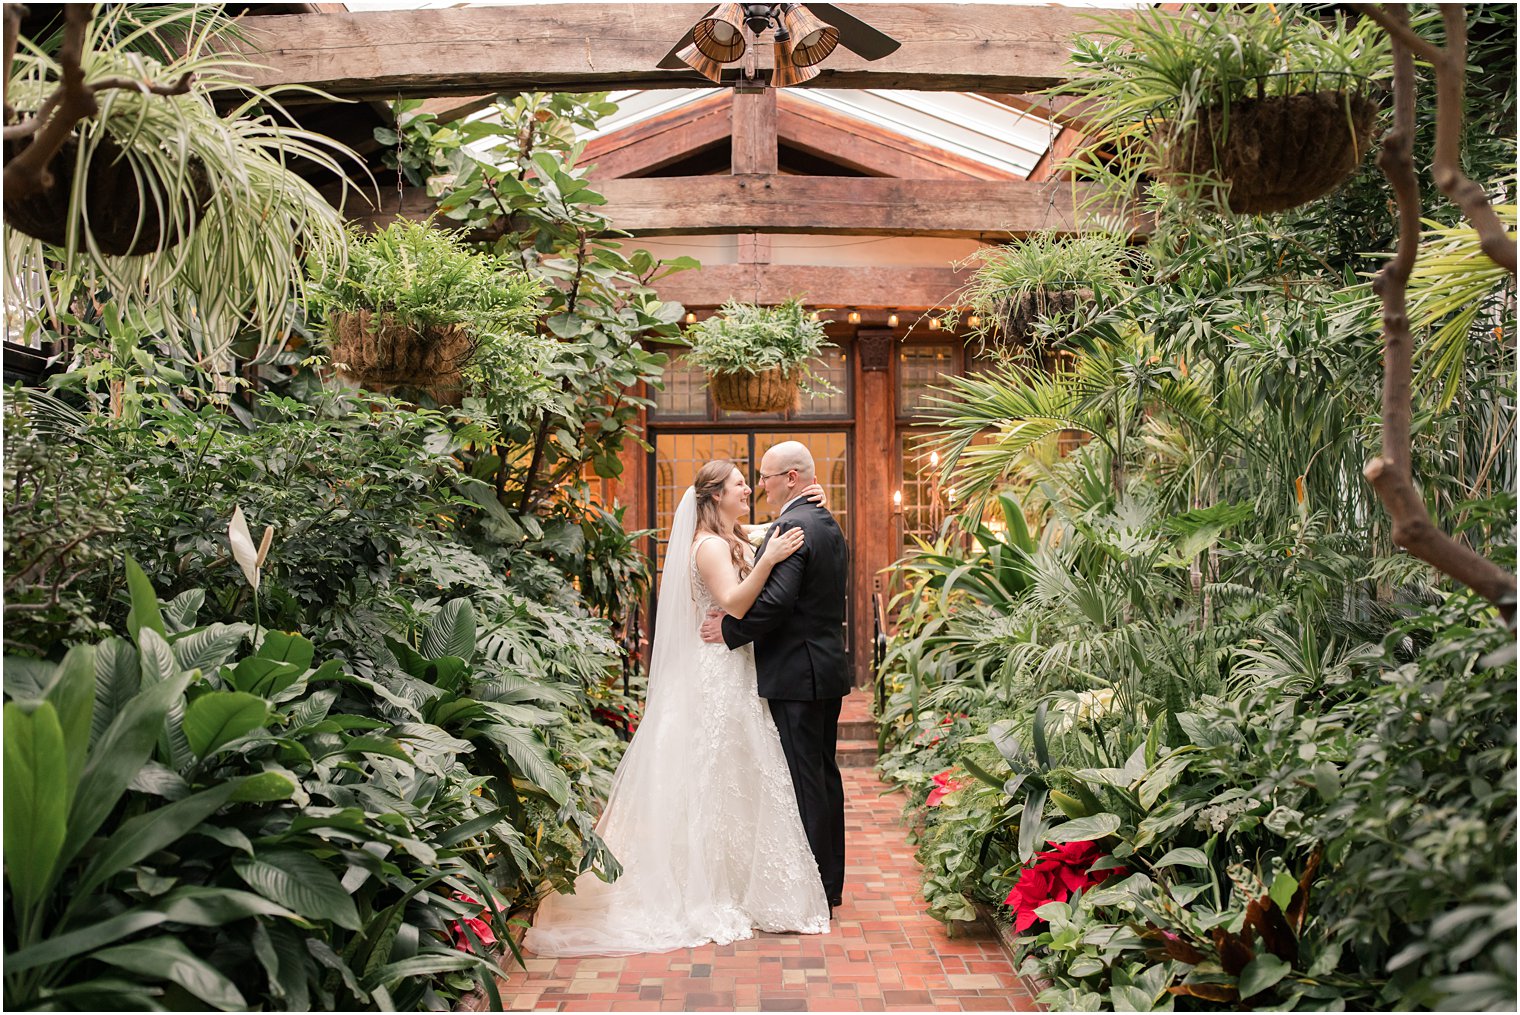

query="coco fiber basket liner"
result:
[708,366,799,413]
[1001,286,1095,345]
[328,310,475,395]
[1159,89,1380,214]
[3,134,212,256]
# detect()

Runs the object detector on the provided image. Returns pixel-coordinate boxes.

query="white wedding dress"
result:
[524,488,830,956]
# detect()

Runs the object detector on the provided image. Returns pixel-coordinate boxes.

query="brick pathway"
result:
[485,694,1039,1012]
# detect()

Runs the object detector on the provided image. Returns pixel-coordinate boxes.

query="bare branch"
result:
[1429,6,1517,274]
[1363,4,1517,625]
[3,4,26,121]
[2,5,96,199]
[1361,5,1443,63]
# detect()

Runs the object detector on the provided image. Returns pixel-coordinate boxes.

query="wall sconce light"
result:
[892,489,902,512]
[848,311,861,324]
[928,450,940,468]
[685,312,697,324]
[887,313,899,327]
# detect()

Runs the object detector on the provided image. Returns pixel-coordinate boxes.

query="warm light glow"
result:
[947,487,956,502]
[810,311,820,322]
[928,317,940,331]
[968,315,982,328]
[892,490,902,507]
[929,450,940,467]
[888,313,899,327]
[685,312,697,324]
[848,311,861,324]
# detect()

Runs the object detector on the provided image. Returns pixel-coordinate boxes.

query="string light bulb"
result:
[685,312,697,324]
[928,317,940,331]
[929,450,939,467]
[848,311,861,324]
[888,313,899,327]
[968,315,982,328]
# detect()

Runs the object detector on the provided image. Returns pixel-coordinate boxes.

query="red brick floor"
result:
[482,696,1039,1012]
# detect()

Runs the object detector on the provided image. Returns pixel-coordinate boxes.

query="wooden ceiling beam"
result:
[335,174,1129,240]
[590,175,1117,239]
[774,93,1016,181]
[651,263,970,310]
[233,4,1113,100]
[582,92,733,179]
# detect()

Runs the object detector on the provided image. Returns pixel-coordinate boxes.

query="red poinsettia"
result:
[449,892,498,953]
[926,768,969,807]
[1005,839,1127,932]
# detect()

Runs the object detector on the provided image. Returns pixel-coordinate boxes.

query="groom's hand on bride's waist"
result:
[700,608,727,644]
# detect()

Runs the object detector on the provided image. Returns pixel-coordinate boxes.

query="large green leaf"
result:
[123,556,168,643]
[45,644,97,789]
[233,851,361,929]
[93,936,246,1010]
[171,624,249,675]
[4,910,169,973]
[64,673,193,867]
[1238,952,1291,999]
[4,701,71,916]
[184,691,268,758]
[154,885,302,925]
[228,656,304,697]
[91,639,140,747]
[76,779,246,896]
[422,598,476,660]
[137,628,180,687]
[1046,812,1122,843]
[255,630,314,671]
[489,724,570,805]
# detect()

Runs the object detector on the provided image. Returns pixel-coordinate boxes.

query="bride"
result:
[524,459,831,955]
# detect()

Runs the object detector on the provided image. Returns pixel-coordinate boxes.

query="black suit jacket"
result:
[721,499,850,701]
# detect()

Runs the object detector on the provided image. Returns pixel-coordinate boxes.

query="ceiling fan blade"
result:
[656,6,718,69]
[806,3,902,62]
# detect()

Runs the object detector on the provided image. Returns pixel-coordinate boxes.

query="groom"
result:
[699,440,849,912]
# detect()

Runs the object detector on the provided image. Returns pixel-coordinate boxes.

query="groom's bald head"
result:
[763,440,816,482]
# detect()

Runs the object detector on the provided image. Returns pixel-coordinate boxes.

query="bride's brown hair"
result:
[693,459,753,579]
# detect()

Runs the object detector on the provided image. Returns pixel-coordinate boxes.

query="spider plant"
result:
[4,4,364,364]
[681,296,833,379]
[957,231,1134,351]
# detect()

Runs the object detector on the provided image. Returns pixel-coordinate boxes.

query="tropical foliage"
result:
[878,7,1516,1008]
[681,297,835,381]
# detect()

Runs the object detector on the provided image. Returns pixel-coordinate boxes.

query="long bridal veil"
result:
[524,488,748,954]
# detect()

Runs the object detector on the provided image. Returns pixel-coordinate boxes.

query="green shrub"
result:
[681,297,834,383]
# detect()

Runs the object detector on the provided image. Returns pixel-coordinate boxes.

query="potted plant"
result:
[2,5,357,355]
[1060,6,1390,214]
[307,220,550,411]
[682,297,834,413]
[960,231,1132,349]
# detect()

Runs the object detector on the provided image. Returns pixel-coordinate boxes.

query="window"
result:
[897,343,957,417]
[649,348,853,422]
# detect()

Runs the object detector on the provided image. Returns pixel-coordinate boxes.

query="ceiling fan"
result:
[656,3,902,87]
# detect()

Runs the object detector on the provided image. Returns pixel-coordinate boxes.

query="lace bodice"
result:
[690,534,752,615]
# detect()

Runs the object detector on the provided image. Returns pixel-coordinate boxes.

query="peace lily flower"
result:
[227,505,275,591]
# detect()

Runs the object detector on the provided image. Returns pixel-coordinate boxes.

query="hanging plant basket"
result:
[327,309,476,399]
[1000,284,1096,345]
[2,133,212,256]
[708,366,800,413]
[1155,83,1380,214]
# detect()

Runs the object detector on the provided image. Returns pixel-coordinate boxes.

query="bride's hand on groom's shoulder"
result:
[800,482,830,509]
[699,608,726,644]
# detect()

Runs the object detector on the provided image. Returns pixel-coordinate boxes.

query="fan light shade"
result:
[781,4,839,67]
[675,42,728,83]
[772,38,820,87]
[693,3,748,62]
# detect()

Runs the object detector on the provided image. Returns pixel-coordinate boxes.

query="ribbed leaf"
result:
[489,724,570,805]
[93,936,246,1010]
[5,910,169,973]
[422,598,476,660]
[91,638,140,746]
[171,624,249,675]
[1046,812,1122,843]
[161,588,206,633]
[233,851,361,929]
[137,628,180,687]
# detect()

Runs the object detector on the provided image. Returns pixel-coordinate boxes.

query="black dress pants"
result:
[767,696,846,904]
